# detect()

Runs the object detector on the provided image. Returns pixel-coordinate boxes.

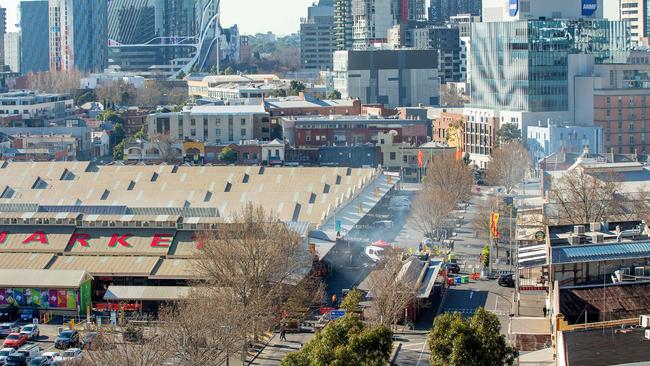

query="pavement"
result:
[247,332,313,365]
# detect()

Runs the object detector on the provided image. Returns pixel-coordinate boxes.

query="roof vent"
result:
[568,235,581,245]
[591,233,604,244]
[640,315,650,328]
[573,225,585,235]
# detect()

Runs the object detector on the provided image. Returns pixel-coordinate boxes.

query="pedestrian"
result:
[542,306,547,318]
[279,324,287,341]
[331,293,337,307]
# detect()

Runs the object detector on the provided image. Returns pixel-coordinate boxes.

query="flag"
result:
[417,150,424,168]
[490,212,500,239]
[455,147,463,160]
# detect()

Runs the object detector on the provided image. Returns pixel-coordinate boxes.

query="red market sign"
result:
[0,231,174,248]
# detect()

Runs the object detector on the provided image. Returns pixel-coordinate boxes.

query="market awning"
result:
[0,269,91,288]
[103,286,191,302]
[518,244,548,267]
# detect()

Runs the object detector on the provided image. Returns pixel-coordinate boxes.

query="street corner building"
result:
[0,161,399,315]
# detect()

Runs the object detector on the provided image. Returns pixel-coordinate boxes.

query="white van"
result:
[364,245,385,262]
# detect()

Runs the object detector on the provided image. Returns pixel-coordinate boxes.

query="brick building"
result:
[432,111,465,149]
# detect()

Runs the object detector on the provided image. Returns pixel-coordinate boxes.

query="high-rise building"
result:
[20,1,49,74]
[334,0,353,50]
[48,0,108,73]
[465,18,630,167]
[482,0,603,22]
[107,0,157,45]
[4,32,20,73]
[400,0,427,21]
[429,0,481,24]
[301,3,336,70]
[333,49,440,107]
[351,0,398,49]
[428,26,461,83]
[0,7,6,67]
[619,0,649,45]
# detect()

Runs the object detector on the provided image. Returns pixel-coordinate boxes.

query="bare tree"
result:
[412,188,457,238]
[547,168,622,224]
[423,153,474,205]
[486,142,530,194]
[364,250,418,328]
[195,203,311,360]
[135,84,163,108]
[149,133,179,162]
[26,70,82,94]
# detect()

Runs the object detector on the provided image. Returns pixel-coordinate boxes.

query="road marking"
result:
[416,337,428,366]
[469,291,473,300]
[401,341,426,350]
[494,295,499,312]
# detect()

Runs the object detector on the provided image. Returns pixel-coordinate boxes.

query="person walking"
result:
[331,293,338,307]
[279,324,287,341]
[542,306,547,318]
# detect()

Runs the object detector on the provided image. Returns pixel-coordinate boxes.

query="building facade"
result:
[147,105,271,143]
[482,0,604,22]
[428,26,462,83]
[49,0,108,72]
[333,49,440,108]
[3,33,20,74]
[0,91,74,120]
[334,0,353,50]
[428,0,481,23]
[0,7,5,68]
[527,124,604,162]
[20,1,49,74]
[619,0,649,45]
[351,0,397,49]
[300,4,336,70]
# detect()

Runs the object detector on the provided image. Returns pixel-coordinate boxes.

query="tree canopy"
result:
[486,142,529,194]
[218,146,238,163]
[326,90,341,99]
[429,308,517,366]
[496,124,522,145]
[281,315,392,366]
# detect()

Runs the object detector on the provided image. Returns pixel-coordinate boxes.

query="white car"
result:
[41,351,60,364]
[364,245,385,262]
[55,348,82,363]
[389,196,412,211]
[20,324,39,340]
[0,347,15,364]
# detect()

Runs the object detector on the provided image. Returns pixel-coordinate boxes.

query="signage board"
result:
[509,0,519,16]
[581,0,597,16]
[330,310,346,320]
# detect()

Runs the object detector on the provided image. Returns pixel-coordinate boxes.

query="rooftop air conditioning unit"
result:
[590,222,601,232]
[568,235,581,245]
[640,315,650,328]
[592,233,604,244]
[574,225,586,235]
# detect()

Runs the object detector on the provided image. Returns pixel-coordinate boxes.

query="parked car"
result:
[0,347,15,365]
[19,309,38,323]
[364,245,385,262]
[443,262,461,274]
[40,352,59,365]
[498,273,515,287]
[14,345,40,361]
[0,324,19,339]
[0,307,17,323]
[388,196,411,211]
[54,330,79,350]
[27,358,47,366]
[3,334,28,349]
[54,348,82,363]
[19,326,38,341]
[372,220,394,229]
[4,353,26,366]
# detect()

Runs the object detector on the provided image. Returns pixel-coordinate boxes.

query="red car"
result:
[3,332,28,348]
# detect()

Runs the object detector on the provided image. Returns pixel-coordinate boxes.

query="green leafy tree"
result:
[272,89,287,98]
[97,110,125,125]
[281,315,392,366]
[482,245,490,268]
[134,127,146,140]
[110,123,126,149]
[223,66,235,75]
[113,140,125,161]
[495,124,521,146]
[218,146,238,164]
[340,288,363,313]
[75,90,96,106]
[429,309,516,366]
[326,90,341,99]
[288,80,306,96]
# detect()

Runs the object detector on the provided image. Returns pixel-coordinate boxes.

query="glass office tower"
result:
[470,19,630,112]
[20,1,49,74]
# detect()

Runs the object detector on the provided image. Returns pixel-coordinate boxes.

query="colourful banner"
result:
[57,290,67,308]
[0,289,5,305]
[66,290,77,309]
[49,290,59,308]
[13,289,25,306]
[29,289,42,307]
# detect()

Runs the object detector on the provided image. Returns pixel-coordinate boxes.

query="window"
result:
[306,135,311,142]
[241,118,246,125]
[241,128,246,136]
[215,128,221,136]
[390,152,396,160]
[191,119,196,126]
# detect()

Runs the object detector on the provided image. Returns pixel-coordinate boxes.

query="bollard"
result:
[461,275,469,283]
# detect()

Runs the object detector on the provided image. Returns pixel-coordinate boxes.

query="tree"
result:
[74,90,96,106]
[223,66,235,75]
[547,168,622,224]
[150,133,179,162]
[429,308,517,366]
[326,90,341,99]
[196,204,311,360]
[281,315,392,366]
[218,146,238,164]
[97,110,125,125]
[110,123,126,149]
[412,188,457,239]
[340,288,363,313]
[496,124,522,146]
[134,127,146,140]
[288,80,306,96]
[26,70,82,94]
[422,152,474,205]
[441,84,464,107]
[486,142,529,194]
[113,140,125,161]
[482,245,490,267]
[364,250,417,328]
[135,84,164,107]
[272,88,287,98]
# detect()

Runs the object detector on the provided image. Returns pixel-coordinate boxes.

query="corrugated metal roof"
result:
[39,205,130,215]
[551,242,650,264]
[0,269,89,288]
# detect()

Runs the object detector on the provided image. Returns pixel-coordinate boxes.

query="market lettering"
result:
[22,231,48,244]
[150,233,173,247]
[0,231,7,244]
[68,233,91,247]
[108,234,133,247]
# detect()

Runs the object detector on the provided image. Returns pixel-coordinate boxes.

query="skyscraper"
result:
[4,32,20,73]
[301,3,336,70]
[429,0,481,23]
[48,0,108,73]
[334,0,353,50]
[352,0,398,49]
[619,0,649,45]
[107,0,156,45]
[0,7,6,68]
[20,0,49,74]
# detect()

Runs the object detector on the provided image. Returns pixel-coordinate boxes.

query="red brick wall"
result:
[594,94,650,154]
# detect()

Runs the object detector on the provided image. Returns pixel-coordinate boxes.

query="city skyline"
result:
[2,0,314,35]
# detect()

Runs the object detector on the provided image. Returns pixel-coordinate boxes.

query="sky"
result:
[2,0,314,35]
